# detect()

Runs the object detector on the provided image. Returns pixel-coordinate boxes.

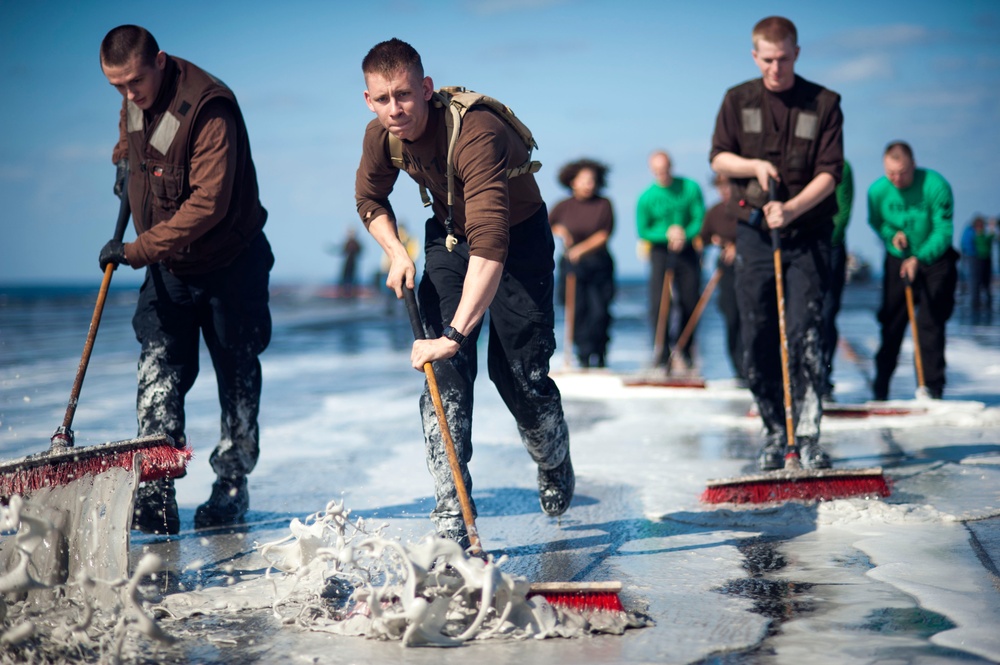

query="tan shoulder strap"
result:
[385,86,542,250]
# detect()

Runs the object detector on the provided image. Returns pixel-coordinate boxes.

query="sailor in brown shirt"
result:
[98,25,273,534]
[355,39,572,549]
[710,16,844,471]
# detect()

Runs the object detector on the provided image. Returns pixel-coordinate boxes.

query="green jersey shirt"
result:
[636,176,705,245]
[868,168,954,264]
[832,160,854,247]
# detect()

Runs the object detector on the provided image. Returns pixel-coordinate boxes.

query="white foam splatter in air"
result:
[256,499,651,645]
[0,466,177,663]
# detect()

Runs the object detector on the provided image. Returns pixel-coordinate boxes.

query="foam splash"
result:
[0,465,176,663]
[257,499,649,645]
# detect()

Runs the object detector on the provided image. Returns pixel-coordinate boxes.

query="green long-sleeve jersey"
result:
[832,160,853,247]
[868,167,954,264]
[636,176,704,245]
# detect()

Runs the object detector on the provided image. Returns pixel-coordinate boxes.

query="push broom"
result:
[904,276,932,400]
[0,171,190,500]
[402,286,623,612]
[702,180,889,504]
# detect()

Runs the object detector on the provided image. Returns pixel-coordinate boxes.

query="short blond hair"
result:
[752,16,798,48]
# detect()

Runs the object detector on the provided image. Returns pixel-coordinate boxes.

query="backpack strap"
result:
[386,87,542,252]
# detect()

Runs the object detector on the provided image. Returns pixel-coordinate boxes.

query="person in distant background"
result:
[636,150,705,372]
[339,227,363,298]
[699,173,743,383]
[869,141,958,400]
[550,158,616,368]
[98,25,273,534]
[966,215,994,316]
[820,159,854,400]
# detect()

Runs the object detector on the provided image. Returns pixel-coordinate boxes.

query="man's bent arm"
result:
[711,152,778,190]
[368,213,416,295]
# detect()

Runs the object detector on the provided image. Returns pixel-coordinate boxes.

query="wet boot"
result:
[757,432,785,471]
[434,516,472,552]
[538,451,575,517]
[132,477,180,535]
[194,476,248,528]
[798,437,832,469]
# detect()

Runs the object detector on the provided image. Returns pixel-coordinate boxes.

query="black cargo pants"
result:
[416,206,570,532]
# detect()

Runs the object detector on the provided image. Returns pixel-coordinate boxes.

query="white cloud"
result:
[825,53,894,84]
[825,23,936,51]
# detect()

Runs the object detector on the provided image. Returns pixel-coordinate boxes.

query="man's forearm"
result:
[711,152,762,179]
[449,256,503,334]
[785,172,836,222]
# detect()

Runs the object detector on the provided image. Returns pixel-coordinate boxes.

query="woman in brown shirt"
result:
[550,159,616,368]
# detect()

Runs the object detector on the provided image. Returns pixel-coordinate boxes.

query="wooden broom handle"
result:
[653,268,673,365]
[403,286,482,554]
[564,270,576,369]
[54,183,131,448]
[669,265,723,366]
[904,281,926,389]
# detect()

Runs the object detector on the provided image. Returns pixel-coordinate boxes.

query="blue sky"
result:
[1,0,998,286]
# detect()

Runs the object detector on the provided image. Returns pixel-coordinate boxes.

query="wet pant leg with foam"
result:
[132,233,273,479]
[735,222,829,441]
[417,208,569,532]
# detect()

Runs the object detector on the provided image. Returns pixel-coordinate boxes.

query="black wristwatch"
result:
[442,325,467,348]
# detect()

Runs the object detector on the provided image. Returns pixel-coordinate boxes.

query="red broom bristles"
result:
[701,474,891,505]
[0,439,191,499]
[530,590,625,612]
[527,582,625,612]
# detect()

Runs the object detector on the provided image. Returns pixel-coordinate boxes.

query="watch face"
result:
[444,326,466,346]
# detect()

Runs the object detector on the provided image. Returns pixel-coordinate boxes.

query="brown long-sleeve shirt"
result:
[123,100,239,269]
[355,103,544,263]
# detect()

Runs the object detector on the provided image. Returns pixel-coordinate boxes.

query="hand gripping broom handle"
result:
[52,176,132,449]
[403,286,482,554]
[904,278,927,390]
[768,178,800,468]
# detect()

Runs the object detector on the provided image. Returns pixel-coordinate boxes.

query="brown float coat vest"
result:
[727,76,839,226]
[121,56,265,275]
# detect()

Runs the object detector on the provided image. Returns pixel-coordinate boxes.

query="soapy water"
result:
[0,464,174,665]
[0,487,650,663]
[255,499,651,645]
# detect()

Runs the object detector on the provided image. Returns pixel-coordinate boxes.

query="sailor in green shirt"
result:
[636,150,705,370]
[821,160,853,400]
[868,141,958,400]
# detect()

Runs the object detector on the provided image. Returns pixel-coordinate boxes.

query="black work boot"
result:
[798,437,832,469]
[757,432,785,471]
[132,477,180,535]
[194,476,248,529]
[538,452,575,517]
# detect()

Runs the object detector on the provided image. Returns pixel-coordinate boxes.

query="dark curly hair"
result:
[557,158,609,193]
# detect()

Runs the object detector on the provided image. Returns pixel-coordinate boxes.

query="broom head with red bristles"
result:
[701,465,891,505]
[527,581,625,612]
[0,434,191,500]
